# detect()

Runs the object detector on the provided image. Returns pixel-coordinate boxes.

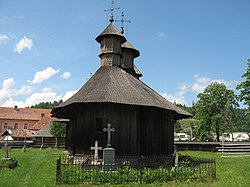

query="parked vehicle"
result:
[174,133,190,141]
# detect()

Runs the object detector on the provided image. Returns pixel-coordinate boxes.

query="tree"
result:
[195,82,238,141]
[237,59,250,114]
[233,108,250,132]
[174,120,182,132]
[50,121,66,148]
[176,103,196,116]
[30,100,63,109]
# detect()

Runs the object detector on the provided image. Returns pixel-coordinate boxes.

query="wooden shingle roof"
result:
[52,66,192,118]
[95,23,126,43]
[34,124,53,137]
[121,41,140,58]
[133,65,143,77]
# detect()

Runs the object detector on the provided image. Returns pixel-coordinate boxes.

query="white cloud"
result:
[63,90,77,101]
[16,85,33,96]
[24,88,62,106]
[0,78,15,101]
[0,78,35,106]
[191,75,238,94]
[2,88,78,107]
[0,34,9,44]
[2,78,15,90]
[2,87,62,107]
[191,75,211,93]
[61,72,71,79]
[161,85,188,105]
[2,98,26,108]
[14,36,33,54]
[156,32,167,39]
[29,67,60,84]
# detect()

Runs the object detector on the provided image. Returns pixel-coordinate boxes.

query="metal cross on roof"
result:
[105,0,120,23]
[90,140,102,161]
[115,12,131,34]
[103,123,115,148]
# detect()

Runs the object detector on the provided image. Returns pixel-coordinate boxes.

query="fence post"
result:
[56,157,61,184]
[213,158,216,180]
[139,156,143,183]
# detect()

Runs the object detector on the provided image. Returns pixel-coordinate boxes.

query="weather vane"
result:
[115,12,131,34]
[105,0,120,23]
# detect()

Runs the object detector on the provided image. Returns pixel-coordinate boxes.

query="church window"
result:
[95,117,103,132]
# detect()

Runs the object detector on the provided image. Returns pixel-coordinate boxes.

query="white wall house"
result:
[225,132,249,142]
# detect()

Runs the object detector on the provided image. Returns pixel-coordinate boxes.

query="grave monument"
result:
[2,143,10,160]
[90,140,102,165]
[102,123,115,171]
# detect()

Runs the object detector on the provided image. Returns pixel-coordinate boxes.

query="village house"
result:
[224,132,250,142]
[0,106,52,140]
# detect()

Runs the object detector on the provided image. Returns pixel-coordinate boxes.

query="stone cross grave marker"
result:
[90,140,102,163]
[2,143,10,159]
[103,123,115,148]
[103,123,116,171]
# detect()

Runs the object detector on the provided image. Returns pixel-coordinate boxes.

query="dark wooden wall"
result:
[137,107,174,156]
[66,103,174,157]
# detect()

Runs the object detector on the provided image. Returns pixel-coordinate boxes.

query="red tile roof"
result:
[0,107,52,120]
[0,107,53,131]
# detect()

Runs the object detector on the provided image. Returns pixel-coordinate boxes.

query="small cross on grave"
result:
[103,123,115,148]
[90,140,102,164]
[2,143,10,159]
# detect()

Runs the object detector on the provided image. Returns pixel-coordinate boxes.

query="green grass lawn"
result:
[0,148,62,187]
[0,148,249,187]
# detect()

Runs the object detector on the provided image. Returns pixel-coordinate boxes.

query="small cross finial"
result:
[105,0,120,23]
[115,12,131,34]
[103,123,115,148]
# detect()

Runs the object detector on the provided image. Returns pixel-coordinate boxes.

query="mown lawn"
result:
[0,148,62,187]
[0,148,250,187]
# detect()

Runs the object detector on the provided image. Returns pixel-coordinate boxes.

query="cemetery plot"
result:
[56,155,216,184]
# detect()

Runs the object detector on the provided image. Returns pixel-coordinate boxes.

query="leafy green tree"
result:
[50,121,66,137]
[50,121,66,148]
[30,100,63,109]
[195,82,238,141]
[174,120,182,132]
[176,103,195,116]
[233,108,250,132]
[237,59,250,113]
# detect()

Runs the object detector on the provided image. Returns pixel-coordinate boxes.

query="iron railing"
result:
[56,155,216,184]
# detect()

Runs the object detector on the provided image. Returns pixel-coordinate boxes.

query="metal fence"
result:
[56,155,216,184]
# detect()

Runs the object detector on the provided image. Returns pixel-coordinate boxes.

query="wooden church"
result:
[52,14,191,157]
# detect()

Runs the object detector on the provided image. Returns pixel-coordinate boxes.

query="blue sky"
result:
[0,0,249,108]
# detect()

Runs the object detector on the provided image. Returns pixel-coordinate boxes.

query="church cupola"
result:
[121,41,142,79]
[121,41,140,69]
[96,23,126,67]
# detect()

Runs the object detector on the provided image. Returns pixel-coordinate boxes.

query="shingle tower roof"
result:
[121,41,140,58]
[96,23,126,43]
